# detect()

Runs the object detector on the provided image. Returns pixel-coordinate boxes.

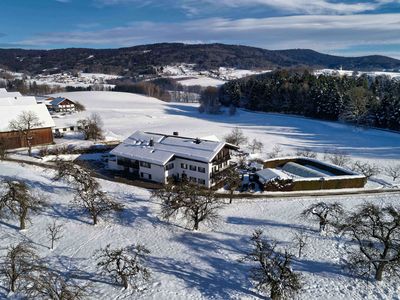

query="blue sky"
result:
[0,0,399,58]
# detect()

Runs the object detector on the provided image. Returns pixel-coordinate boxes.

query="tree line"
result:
[219,69,400,131]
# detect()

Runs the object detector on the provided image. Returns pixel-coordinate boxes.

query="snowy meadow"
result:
[1,91,400,299]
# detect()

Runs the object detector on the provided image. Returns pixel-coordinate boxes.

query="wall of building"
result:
[173,157,211,187]
[0,128,54,150]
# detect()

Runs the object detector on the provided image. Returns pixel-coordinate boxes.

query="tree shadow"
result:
[158,231,264,299]
[149,255,263,300]
[226,216,315,234]
[43,203,92,225]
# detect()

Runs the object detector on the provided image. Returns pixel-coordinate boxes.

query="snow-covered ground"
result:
[315,69,400,79]
[50,91,400,168]
[1,161,400,299]
[161,64,271,87]
[177,77,226,87]
[27,72,120,88]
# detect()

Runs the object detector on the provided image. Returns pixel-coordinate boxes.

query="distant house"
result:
[46,97,76,112]
[109,131,238,187]
[0,89,55,150]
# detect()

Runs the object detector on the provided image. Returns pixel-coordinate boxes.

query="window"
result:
[198,179,206,185]
[198,166,206,173]
[140,161,151,168]
[189,165,197,171]
[166,163,174,170]
[190,176,197,182]
[181,163,188,169]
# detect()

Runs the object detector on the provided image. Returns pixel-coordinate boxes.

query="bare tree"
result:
[385,164,400,182]
[9,111,43,156]
[96,244,150,290]
[74,101,86,112]
[336,203,400,281]
[0,243,38,293]
[47,221,64,250]
[0,180,44,230]
[53,160,123,225]
[351,161,380,179]
[292,230,308,258]
[218,168,242,204]
[241,230,302,300]
[267,145,283,159]
[26,270,88,300]
[52,160,94,190]
[77,113,104,141]
[301,202,344,233]
[324,150,351,168]
[295,148,317,159]
[73,178,123,225]
[249,138,264,154]
[154,182,222,230]
[224,127,248,147]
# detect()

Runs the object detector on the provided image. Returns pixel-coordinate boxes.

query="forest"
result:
[219,69,400,131]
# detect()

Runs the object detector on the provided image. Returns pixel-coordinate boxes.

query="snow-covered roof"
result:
[111,131,237,165]
[50,97,73,106]
[0,104,55,132]
[0,96,37,106]
[0,90,22,98]
[256,168,290,184]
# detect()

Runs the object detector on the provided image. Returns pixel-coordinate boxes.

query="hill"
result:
[0,43,399,76]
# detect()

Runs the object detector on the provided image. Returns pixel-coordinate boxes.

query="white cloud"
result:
[92,0,399,14]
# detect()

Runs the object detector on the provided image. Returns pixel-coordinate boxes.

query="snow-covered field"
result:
[1,161,400,299]
[27,72,120,88]
[51,91,400,167]
[2,90,400,299]
[177,77,226,87]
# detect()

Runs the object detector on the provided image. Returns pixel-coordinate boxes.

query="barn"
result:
[46,97,76,112]
[0,89,55,150]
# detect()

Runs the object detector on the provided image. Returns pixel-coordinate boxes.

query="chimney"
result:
[149,138,154,147]
[194,137,201,144]
[173,131,179,136]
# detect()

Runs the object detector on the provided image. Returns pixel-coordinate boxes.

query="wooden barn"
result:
[0,90,55,150]
[46,97,76,112]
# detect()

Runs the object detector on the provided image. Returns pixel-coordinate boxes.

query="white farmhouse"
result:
[108,131,238,187]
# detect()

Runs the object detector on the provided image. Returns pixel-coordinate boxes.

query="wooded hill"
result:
[1,43,399,76]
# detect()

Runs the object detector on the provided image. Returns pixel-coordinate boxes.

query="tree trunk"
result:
[28,145,32,157]
[271,287,282,300]
[193,219,199,231]
[10,279,15,293]
[93,214,98,225]
[122,275,128,289]
[229,191,233,204]
[375,263,386,281]
[19,208,27,230]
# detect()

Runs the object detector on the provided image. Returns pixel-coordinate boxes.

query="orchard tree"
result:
[47,221,64,250]
[267,145,283,159]
[324,150,351,168]
[0,180,44,230]
[96,244,150,290]
[224,127,248,147]
[292,230,309,258]
[77,113,104,141]
[73,178,123,225]
[241,230,302,300]
[27,270,88,300]
[249,138,264,154]
[337,203,400,281]
[219,168,242,204]
[154,182,222,230]
[351,161,380,179]
[9,111,43,156]
[385,164,400,182]
[301,202,344,232]
[0,242,38,293]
